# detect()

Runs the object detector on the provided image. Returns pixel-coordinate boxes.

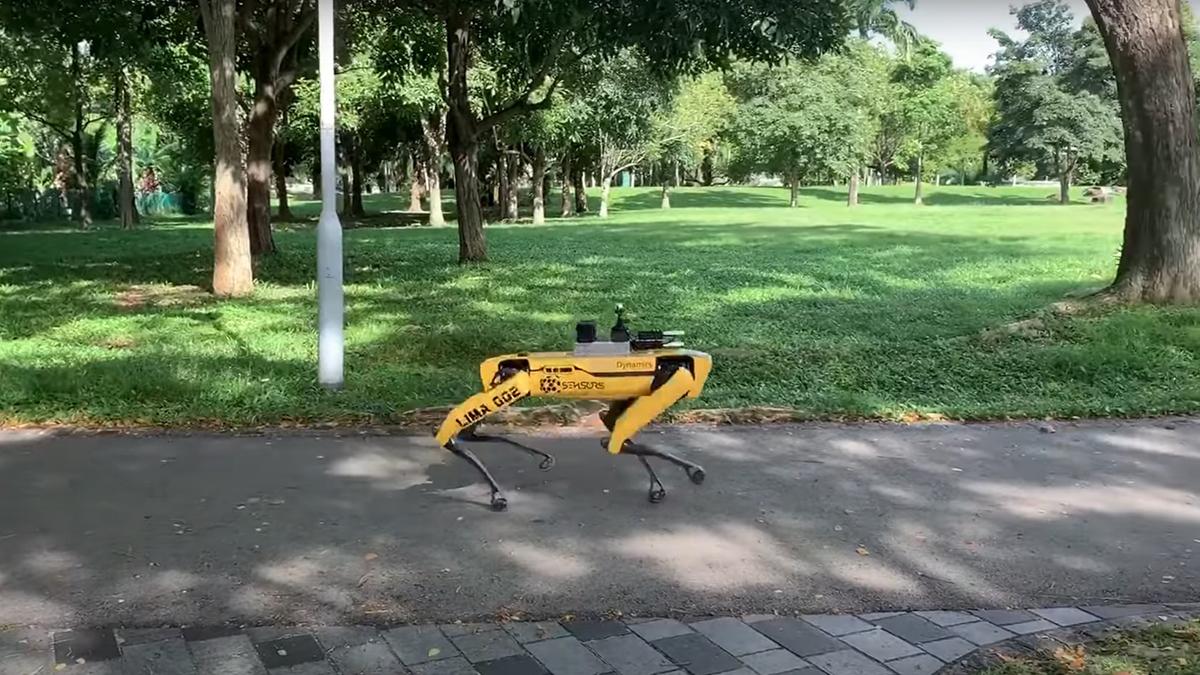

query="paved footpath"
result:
[3,605,1198,674]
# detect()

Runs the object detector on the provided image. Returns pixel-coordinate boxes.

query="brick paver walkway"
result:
[4,605,1196,675]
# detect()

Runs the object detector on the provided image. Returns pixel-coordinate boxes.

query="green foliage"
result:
[979,620,1200,675]
[650,72,736,175]
[988,1,1123,185]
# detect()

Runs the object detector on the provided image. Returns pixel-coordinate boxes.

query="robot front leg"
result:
[602,367,706,503]
[435,370,535,511]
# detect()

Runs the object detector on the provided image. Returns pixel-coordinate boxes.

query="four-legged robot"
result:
[435,305,713,511]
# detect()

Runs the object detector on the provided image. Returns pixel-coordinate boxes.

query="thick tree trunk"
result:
[273,136,292,220]
[115,67,138,229]
[70,43,92,229]
[446,12,486,261]
[246,80,277,255]
[505,152,520,220]
[1087,0,1200,301]
[560,156,574,217]
[572,165,588,212]
[848,172,860,207]
[200,0,253,297]
[421,111,446,225]
[341,169,351,215]
[1060,165,1072,205]
[661,180,671,209]
[914,155,924,205]
[788,172,798,208]
[701,145,714,186]
[351,143,365,217]
[531,147,546,225]
[599,174,612,217]
[408,150,424,212]
[311,155,321,199]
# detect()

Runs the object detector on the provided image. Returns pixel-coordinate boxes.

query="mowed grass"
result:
[1,184,1198,426]
[980,620,1200,674]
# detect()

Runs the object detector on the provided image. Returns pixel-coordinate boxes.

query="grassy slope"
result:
[1,184,1197,426]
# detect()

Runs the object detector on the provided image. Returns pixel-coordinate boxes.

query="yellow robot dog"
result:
[435,305,712,511]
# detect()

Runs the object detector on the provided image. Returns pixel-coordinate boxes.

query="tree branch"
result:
[14,108,72,140]
[271,1,316,75]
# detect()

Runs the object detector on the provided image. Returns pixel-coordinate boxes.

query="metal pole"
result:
[317,0,344,389]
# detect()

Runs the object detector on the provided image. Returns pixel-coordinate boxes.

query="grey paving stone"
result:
[913,611,976,628]
[689,619,777,656]
[385,626,458,665]
[885,654,942,675]
[183,626,245,643]
[1030,608,1100,627]
[857,613,903,621]
[839,629,922,662]
[526,636,609,675]
[947,622,1013,646]
[919,637,975,662]
[970,610,1037,626]
[117,628,184,647]
[247,627,313,645]
[0,651,49,675]
[590,634,674,675]
[444,624,502,638]
[315,627,381,650]
[475,654,551,675]
[122,638,198,675]
[806,649,891,675]
[750,619,842,658]
[773,670,821,675]
[53,629,121,666]
[800,615,873,638]
[47,661,127,675]
[328,640,405,675]
[412,656,481,675]
[740,616,778,625]
[255,634,326,669]
[873,615,952,644]
[1005,619,1058,636]
[1080,604,1166,619]
[631,620,693,642]
[273,662,337,675]
[506,622,569,645]
[652,634,742,675]
[737,648,808,675]
[562,622,628,642]
[190,634,269,675]
[451,631,524,664]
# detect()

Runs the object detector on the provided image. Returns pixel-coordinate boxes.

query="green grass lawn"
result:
[2,184,1198,427]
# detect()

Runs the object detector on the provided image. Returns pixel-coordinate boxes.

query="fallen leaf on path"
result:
[856,546,870,556]
[428,648,441,658]
[364,553,379,561]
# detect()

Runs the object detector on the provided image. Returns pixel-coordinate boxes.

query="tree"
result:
[727,58,873,207]
[375,0,849,262]
[989,2,1123,204]
[651,72,736,207]
[1084,0,1200,302]
[243,0,316,255]
[851,0,918,53]
[892,41,965,204]
[199,0,253,297]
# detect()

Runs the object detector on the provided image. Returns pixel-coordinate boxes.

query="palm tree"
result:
[852,0,920,55]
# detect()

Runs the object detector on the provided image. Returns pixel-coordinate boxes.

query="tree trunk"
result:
[312,155,321,199]
[445,11,486,262]
[200,0,253,297]
[661,180,671,209]
[788,171,798,208]
[246,76,277,255]
[505,152,520,220]
[421,110,446,226]
[560,156,574,217]
[701,144,715,186]
[531,147,546,225]
[496,151,512,220]
[572,165,588,212]
[1059,164,1072,205]
[115,67,138,229]
[408,150,424,212]
[599,174,612,217]
[848,171,860,207]
[70,42,92,229]
[1086,0,1200,301]
[341,169,351,215]
[914,155,924,205]
[351,142,365,217]
[274,136,292,220]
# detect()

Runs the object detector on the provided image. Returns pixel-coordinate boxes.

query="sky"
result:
[898,0,1092,72]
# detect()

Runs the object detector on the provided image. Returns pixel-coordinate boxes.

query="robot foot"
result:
[616,440,706,503]
[445,439,510,511]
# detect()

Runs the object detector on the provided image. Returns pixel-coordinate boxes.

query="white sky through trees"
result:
[900,0,1198,71]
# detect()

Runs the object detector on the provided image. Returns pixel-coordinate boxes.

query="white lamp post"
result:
[317,0,344,389]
